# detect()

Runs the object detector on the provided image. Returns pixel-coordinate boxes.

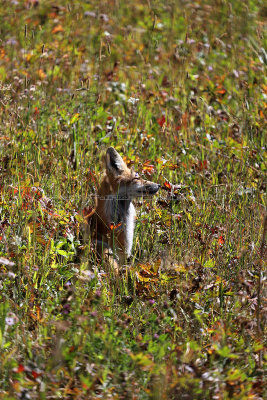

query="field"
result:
[0,0,266,399]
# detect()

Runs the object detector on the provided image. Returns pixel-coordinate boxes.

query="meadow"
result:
[0,0,266,398]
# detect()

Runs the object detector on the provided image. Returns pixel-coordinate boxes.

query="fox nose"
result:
[154,184,160,193]
[151,183,160,194]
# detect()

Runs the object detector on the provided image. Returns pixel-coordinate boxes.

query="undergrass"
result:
[0,1,266,399]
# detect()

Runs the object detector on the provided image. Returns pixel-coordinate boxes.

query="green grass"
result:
[0,0,266,398]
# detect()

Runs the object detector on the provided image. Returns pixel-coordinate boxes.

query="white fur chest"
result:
[124,202,136,257]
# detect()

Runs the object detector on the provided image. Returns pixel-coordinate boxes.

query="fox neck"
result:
[103,195,136,257]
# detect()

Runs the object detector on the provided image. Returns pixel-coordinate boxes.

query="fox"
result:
[84,147,160,267]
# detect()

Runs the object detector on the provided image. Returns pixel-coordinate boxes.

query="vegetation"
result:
[0,0,266,398]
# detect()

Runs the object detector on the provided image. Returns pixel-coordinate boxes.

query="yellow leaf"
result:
[28,223,34,234]
[70,113,80,124]
[38,69,46,79]
[25,52,33,62]
[173,264,187,273]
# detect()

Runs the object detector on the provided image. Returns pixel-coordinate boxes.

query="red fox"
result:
[84,147,160,266]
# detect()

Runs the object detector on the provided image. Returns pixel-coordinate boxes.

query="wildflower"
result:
[128,97,139,105]
[5,317,15,326]
[91,311,97,318]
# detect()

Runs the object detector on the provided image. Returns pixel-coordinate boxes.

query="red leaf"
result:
[32,370,41,379]
[163,181,172,191]
[110,222,122,231]
[218,235,225,246]
[157,115,166,127]
[17,364,25,373]
[68,346,75,353]
[197,160,208,171]
[216,84,226,95]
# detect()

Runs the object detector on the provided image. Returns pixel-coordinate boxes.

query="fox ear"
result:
[106,147,125,174]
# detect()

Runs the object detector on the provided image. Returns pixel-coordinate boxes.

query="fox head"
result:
[105,147,160,199]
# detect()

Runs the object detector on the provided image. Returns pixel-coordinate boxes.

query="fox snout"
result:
[138,182,160,195]
[124,181,160,198]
